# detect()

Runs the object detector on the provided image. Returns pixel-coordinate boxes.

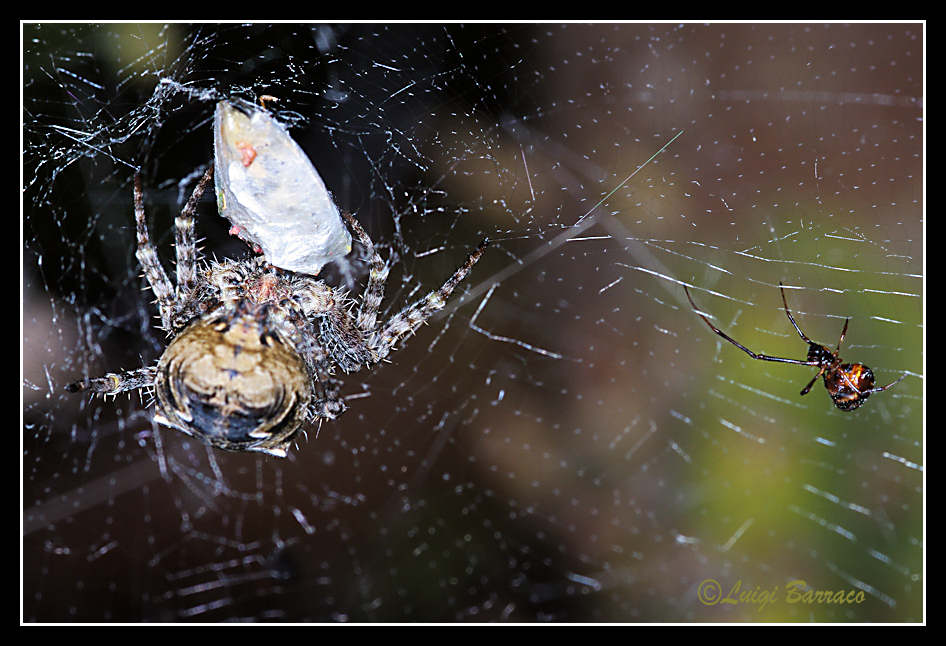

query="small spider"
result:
[683,282,906,411]
[66,168,489,456]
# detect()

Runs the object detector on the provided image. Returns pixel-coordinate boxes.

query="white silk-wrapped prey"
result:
[213,100,352,276]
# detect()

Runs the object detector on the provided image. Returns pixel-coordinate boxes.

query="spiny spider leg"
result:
[683,285,822,367]
[288,308,347,418]
[134,173,175,331]
[375,239,490,361]
[175,167,214,300]
[342,212,389,335]
[66,366,157,395]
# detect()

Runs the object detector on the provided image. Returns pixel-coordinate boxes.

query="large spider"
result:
[683,283,906,411]
[67,168,488,456]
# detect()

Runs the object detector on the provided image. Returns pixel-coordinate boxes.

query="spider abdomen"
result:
[824,363,876,411]
[153,310,311,456]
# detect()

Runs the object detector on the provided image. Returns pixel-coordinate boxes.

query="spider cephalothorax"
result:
[67,168,488,456]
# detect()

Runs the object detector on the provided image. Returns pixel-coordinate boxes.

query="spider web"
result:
[23,23,924,622]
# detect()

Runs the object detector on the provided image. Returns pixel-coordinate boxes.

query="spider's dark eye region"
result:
[152,316,311,455]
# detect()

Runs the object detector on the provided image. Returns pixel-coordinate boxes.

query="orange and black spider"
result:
[683,282,906,411]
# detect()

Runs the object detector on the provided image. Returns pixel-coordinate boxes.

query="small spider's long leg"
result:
[800,367,826,396]
[175,167,214,301]
[864,372,908,394]
[778,282,815,344]
[134,173,176,331]
[341,213,389,335]
[65,366,157,395]
[684,285,822,366]
[374,240,489,361]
